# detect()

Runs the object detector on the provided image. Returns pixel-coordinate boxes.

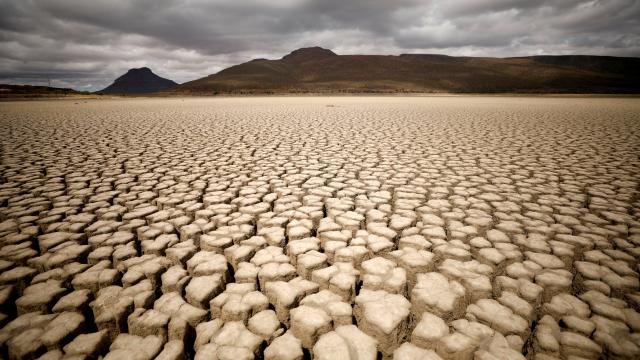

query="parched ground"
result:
[0,96,639,360]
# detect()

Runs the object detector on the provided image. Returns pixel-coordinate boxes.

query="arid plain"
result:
[1,96,639,360]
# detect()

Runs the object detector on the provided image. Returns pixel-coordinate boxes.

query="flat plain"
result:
[0,96,639,360]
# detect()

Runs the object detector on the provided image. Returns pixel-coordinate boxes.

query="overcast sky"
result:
[1,0,638,91]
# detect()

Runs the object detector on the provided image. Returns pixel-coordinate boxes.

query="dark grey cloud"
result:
[1,0,638,91]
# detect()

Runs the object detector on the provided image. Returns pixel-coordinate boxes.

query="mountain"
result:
[99,67,177,94]
[0,84,90,98]
[168,47,640,94]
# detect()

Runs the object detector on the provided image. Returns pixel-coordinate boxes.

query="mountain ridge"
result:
[166,47,640,94]
[0,84,90,98]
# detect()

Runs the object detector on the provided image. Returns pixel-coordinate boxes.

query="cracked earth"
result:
[0,96,639,360]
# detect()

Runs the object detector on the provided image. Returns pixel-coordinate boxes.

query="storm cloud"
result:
[1,0,638,91]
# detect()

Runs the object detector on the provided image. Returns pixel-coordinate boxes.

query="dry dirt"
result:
[0,96,639,360]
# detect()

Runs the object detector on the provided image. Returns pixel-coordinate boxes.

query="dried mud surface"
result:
[1,96,639,360]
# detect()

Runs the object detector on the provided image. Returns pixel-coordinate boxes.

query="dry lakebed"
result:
[0,96,639,360]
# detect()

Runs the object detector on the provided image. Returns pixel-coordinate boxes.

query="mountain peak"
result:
[282,46,337,61]
[127,67,152,73]
[99,67,177,94]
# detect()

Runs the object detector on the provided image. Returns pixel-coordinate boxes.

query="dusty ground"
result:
[0,96,639,360]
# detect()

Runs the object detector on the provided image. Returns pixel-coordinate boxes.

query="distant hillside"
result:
[99,67,177,94]
[0,84,89,98]
[168,47,640,94]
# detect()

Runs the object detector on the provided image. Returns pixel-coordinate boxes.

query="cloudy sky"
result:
[1,0,639,91]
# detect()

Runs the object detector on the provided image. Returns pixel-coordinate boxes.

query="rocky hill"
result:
[99,67,177,94]
[168,47,640,94]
